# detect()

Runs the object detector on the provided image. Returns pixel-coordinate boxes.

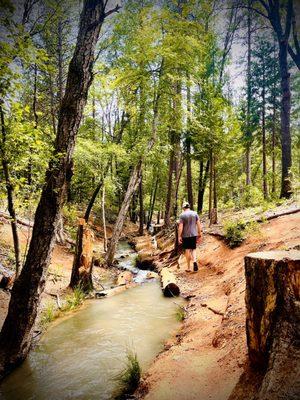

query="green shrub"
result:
[235,186,264,209]
[112,350,141,400]
[224,218,261,248]
[224,219,247,248]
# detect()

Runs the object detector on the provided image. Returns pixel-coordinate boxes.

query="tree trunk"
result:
[211,154,218,225]
[102,185,107,252]
[0,0,107,379]
[130,192,138,223]
[84,180,103,223]
[147,176,158,230]
[157,210,160,225]
[0,106,22,277]
[186,83,193,209]
[262,64,268,199]
[70,180,103,289]
[160,267,180,297]
[245,0,252,186]
[106,161,142,266]
[164,148,175,227]
[272,104,276,194]
[244,250,300,399]
[197,159,209,214]
[278,40,292,198]
[209,151,213,218]
[57,18,64,106]
[138,170,144,235]
[186,135,193,210]
[69,219,94,291]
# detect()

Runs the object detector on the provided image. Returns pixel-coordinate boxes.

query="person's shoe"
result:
[193,262,198,272]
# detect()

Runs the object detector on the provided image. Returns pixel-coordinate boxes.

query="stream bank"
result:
[0,240,186,400]
[134,211,300,400]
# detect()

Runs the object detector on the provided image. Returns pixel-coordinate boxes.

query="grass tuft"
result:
[40,301,58,327]
[62,286,85,311]
[112,350,141,400]
[175,306,185,322]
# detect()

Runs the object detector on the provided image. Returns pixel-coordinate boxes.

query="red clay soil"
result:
[136,212,300,400]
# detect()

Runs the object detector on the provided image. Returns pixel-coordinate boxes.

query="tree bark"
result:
[160,267,180,297]
[69,219,94,291]
[272,103,276,194]
[278,39,292,198]
[70,179,103,289]
[0,0,108,379]
[262,63,268,199]
[164,148,175,227]
[186,83,193,209]
[197,159,209,214]
[106,160,142,266]
[209,151,217,225]
[138,170,144,235]
[102,185,107,252]
[244,250,300,399]
[245,0,252,186]
[0,106,22,277]
[147,176,158,229]
[84,180,103,223]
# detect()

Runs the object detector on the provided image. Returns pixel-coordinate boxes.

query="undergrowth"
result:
[40,286,85,328]
[40,301,59,327]
[62,286,85,311]
[112,350,141,400]
[175,306,185,322]
[224,218,261,248]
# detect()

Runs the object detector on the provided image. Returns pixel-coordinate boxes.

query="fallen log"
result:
[244,250,300,400]
[160,267,180,297]
[95,283,137,298]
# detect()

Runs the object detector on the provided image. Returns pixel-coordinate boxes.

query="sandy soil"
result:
[135,212,300,400]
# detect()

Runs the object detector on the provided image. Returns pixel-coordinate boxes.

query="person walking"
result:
[178,202,202,272]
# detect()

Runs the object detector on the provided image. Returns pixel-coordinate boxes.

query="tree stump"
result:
[160,267,180,297]
[245,250,300,399]
[70,219,94,291]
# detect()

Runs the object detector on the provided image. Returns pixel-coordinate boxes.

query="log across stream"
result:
[0,242,185,400]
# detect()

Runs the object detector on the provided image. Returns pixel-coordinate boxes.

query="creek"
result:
[0,242,184,400]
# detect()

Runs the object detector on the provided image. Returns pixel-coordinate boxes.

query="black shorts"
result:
[182,236,197,250]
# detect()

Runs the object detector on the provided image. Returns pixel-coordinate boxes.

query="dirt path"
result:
[136,212,300,400]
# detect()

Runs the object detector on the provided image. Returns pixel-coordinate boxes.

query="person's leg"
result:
[191,238,198,271]
[191,249,197,263]
[184,249,191,271]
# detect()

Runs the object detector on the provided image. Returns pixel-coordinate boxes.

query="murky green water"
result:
[0,244,184,400]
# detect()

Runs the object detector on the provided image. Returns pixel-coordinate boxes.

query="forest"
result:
[0,0,299,399]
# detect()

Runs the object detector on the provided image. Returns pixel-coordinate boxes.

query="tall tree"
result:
[0,0,119,378]
[241,0,298,197]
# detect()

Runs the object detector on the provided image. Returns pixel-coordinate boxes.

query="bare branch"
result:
[288,44,300,69]
[104,4,121,19]
[237,4,269,19]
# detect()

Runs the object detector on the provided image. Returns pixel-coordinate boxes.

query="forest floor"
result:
[135,208,300,400]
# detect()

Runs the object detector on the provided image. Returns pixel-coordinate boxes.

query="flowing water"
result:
[0,242,184,400]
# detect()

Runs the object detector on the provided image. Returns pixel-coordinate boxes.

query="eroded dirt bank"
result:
[135,212,300,400]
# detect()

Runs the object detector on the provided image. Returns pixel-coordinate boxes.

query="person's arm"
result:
[196,219,202,243]
[178,222,183,244]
